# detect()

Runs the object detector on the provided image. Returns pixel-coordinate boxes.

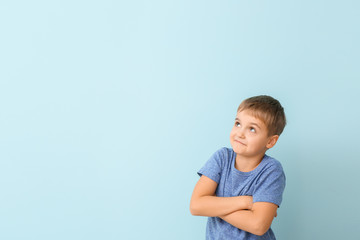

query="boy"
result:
[190,95,286,240]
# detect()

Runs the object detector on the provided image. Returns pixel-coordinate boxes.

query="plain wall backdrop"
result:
[1,1,360,239]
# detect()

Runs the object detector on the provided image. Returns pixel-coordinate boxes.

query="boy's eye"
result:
[250,127,256,133]
[235,122,240,127]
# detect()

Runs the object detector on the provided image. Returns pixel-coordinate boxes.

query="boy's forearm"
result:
[219,210,261,235]
[190,195,252,217]
[219,204,276,236]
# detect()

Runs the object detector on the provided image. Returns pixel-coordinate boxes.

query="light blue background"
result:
[1,1,359,239]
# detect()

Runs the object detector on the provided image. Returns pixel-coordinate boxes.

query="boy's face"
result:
[230,110,278,160]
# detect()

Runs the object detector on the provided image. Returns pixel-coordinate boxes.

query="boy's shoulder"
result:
[261,154,285,174]
[205,147,234,168]
[215,146,233,155]
[212,147,234,161]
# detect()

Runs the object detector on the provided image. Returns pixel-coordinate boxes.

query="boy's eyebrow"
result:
[234,118,261,129]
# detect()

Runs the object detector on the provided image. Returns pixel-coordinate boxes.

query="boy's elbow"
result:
[190,196,208,216]
[189,200,201,216]
[189,206,198,216]
[251,219,271,236]
[252,226,268,236]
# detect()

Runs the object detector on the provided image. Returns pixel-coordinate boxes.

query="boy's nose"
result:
[237,129,245,138]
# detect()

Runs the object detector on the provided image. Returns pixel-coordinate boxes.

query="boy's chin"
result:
[231,147,246,155]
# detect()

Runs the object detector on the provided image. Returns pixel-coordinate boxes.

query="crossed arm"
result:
[190,175,278,236]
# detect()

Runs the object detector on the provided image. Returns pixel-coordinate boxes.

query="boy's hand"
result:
[239,196,278,217]
[239,195,253,210]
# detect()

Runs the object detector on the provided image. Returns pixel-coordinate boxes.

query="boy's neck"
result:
[235,153,265,172]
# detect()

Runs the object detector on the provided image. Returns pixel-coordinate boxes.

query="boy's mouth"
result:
[234,140,246,146]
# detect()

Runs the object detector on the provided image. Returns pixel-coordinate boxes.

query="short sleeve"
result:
[197,147,226,184]
[252,162,286,207]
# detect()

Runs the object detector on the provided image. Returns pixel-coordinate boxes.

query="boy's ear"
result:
[266,135,279,149]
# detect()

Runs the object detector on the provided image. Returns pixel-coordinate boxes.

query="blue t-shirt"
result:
[197,147,286,240]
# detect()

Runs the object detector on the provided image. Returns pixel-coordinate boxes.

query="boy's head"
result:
[237,95,286,137]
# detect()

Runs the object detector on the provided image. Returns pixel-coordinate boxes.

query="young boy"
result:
[190,95,286,240]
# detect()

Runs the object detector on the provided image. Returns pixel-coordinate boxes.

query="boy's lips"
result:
[234,140,246,146]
